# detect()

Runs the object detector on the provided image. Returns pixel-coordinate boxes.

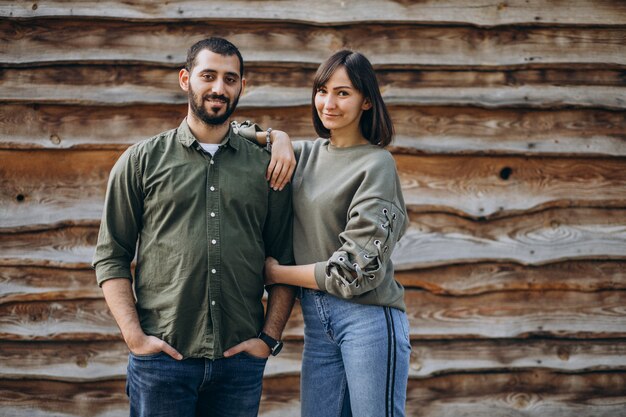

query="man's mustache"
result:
[203,93,230,104]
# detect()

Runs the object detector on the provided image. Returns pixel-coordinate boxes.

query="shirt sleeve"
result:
[314,196,407,298]
[263,183,295,266]
[92,146,143,286]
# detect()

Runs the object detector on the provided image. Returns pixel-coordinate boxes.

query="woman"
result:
[243,50,410,417]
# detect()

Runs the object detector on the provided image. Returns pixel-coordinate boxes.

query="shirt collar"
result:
[176,118,240,151]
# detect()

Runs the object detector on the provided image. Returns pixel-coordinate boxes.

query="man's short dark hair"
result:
[185,37,244,77]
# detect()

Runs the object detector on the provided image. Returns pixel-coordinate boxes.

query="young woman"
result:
[242,50,410,417]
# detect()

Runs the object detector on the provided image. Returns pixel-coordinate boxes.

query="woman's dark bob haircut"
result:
[312,50,394,147]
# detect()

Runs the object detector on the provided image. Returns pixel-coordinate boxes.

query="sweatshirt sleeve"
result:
[314,196,407,298]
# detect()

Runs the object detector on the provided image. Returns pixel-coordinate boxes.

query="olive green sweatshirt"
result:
[292,139,408,311]
[234,122,409,311]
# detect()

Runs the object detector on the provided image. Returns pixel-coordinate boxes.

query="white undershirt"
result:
[198,142,220,156]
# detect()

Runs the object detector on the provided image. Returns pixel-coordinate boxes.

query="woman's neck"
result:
[329,127,369,148]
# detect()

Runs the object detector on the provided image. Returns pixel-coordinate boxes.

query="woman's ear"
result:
[362,98,373,111]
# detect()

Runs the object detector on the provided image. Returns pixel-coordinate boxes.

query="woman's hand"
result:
[266,131,296,191]
[264,257,281,285]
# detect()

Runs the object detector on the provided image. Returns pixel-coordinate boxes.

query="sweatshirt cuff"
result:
[314,261,328,291]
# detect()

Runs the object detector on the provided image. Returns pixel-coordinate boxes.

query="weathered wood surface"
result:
[2,289,625,341]
[405,371,626,417]
[3,150,626,230]
[3,0,626,25]
[396,209,626,268]
[0,266,102,304]
[2,208,626,267]
[3,104,625,157]
[2,339,625,382]
[1,371,625,417]
[3,20,626,67]
[396,261,626,294]
[4,261,624,307]
[3,65,625,109]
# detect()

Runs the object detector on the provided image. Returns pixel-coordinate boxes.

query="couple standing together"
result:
[93,37,410,417]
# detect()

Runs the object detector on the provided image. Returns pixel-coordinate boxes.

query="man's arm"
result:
[102,278,182,360]
[223,284,296,358]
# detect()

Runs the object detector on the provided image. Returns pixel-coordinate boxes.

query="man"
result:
[93,37,296,417]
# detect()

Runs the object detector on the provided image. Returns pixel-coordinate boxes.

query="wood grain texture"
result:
[3,19,626,67]
[2,338,625,382]
[3,149,626,231]
[3,65,625,109]
[3,104,625,157]
[396,156,626,218]
[396,261,626,294]
[405,371,626,417]
[3,0,626,25]
[3,208,626,268]
[1,371,624,417]
[2,289,625,341]
[0,266,101,304]
[395,209,626,268]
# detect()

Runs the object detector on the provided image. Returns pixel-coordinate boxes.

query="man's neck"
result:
[186,113,230,144]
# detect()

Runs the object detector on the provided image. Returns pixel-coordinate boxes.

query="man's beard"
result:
[189,85,241,126]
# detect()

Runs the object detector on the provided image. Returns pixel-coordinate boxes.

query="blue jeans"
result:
[126,351,267,417]
[300,290,411,417]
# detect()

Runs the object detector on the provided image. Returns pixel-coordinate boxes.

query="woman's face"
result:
[314,66,371,135]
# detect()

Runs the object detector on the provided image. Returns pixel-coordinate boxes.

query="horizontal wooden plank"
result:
[3,338,625,382]
[3,104,625,157]
[395,156,626,218]
[2,208,626,268]
[397,260,626,294]
[395,208,626,268]
[0,266,101,305]
[2,150,626,231]
[4,260,623,310]
[406,371,626,417]
[3,0,626,25]
[1,371,625,417]
[3,20,625,67]
[2,65,625,109]
[1,288,625,341]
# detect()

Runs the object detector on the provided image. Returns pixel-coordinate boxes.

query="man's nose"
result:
[211,77,226,95]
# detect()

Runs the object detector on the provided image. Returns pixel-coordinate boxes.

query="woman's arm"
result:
[234,122,296,191]
[265,257,319,290]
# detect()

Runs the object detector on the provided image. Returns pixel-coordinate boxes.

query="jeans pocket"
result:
[240,352,269,362]
[129,351,165,360]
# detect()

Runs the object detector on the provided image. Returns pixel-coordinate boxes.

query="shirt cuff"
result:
[94,263,133,287]
[314,261,328,291]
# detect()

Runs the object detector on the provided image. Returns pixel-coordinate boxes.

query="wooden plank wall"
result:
[1,1,625,416]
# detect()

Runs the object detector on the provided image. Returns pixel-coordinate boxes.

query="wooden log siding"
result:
[3,20,626,67]
[2,104,625,157]
[1,1,626,416]
[3,0,626,26]
[3,149,626,231]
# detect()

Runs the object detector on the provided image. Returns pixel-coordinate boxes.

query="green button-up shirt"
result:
[93,119,293,359]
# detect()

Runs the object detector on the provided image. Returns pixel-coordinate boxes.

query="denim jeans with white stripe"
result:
[300,289,411,417]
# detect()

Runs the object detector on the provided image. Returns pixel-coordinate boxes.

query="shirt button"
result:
[210,186,215,191]
[210,212,216,217]
[211,269,216,274]
[211,239,217,244]
[211,300,216,306]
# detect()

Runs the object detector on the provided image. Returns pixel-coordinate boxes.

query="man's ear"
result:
[179,68,190,92]
[362,98,373,111]
[240,78,246,96]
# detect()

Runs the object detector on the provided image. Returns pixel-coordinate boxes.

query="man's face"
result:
[183,49,244,126]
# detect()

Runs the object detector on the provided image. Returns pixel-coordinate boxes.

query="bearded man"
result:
[93,37,296,417]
